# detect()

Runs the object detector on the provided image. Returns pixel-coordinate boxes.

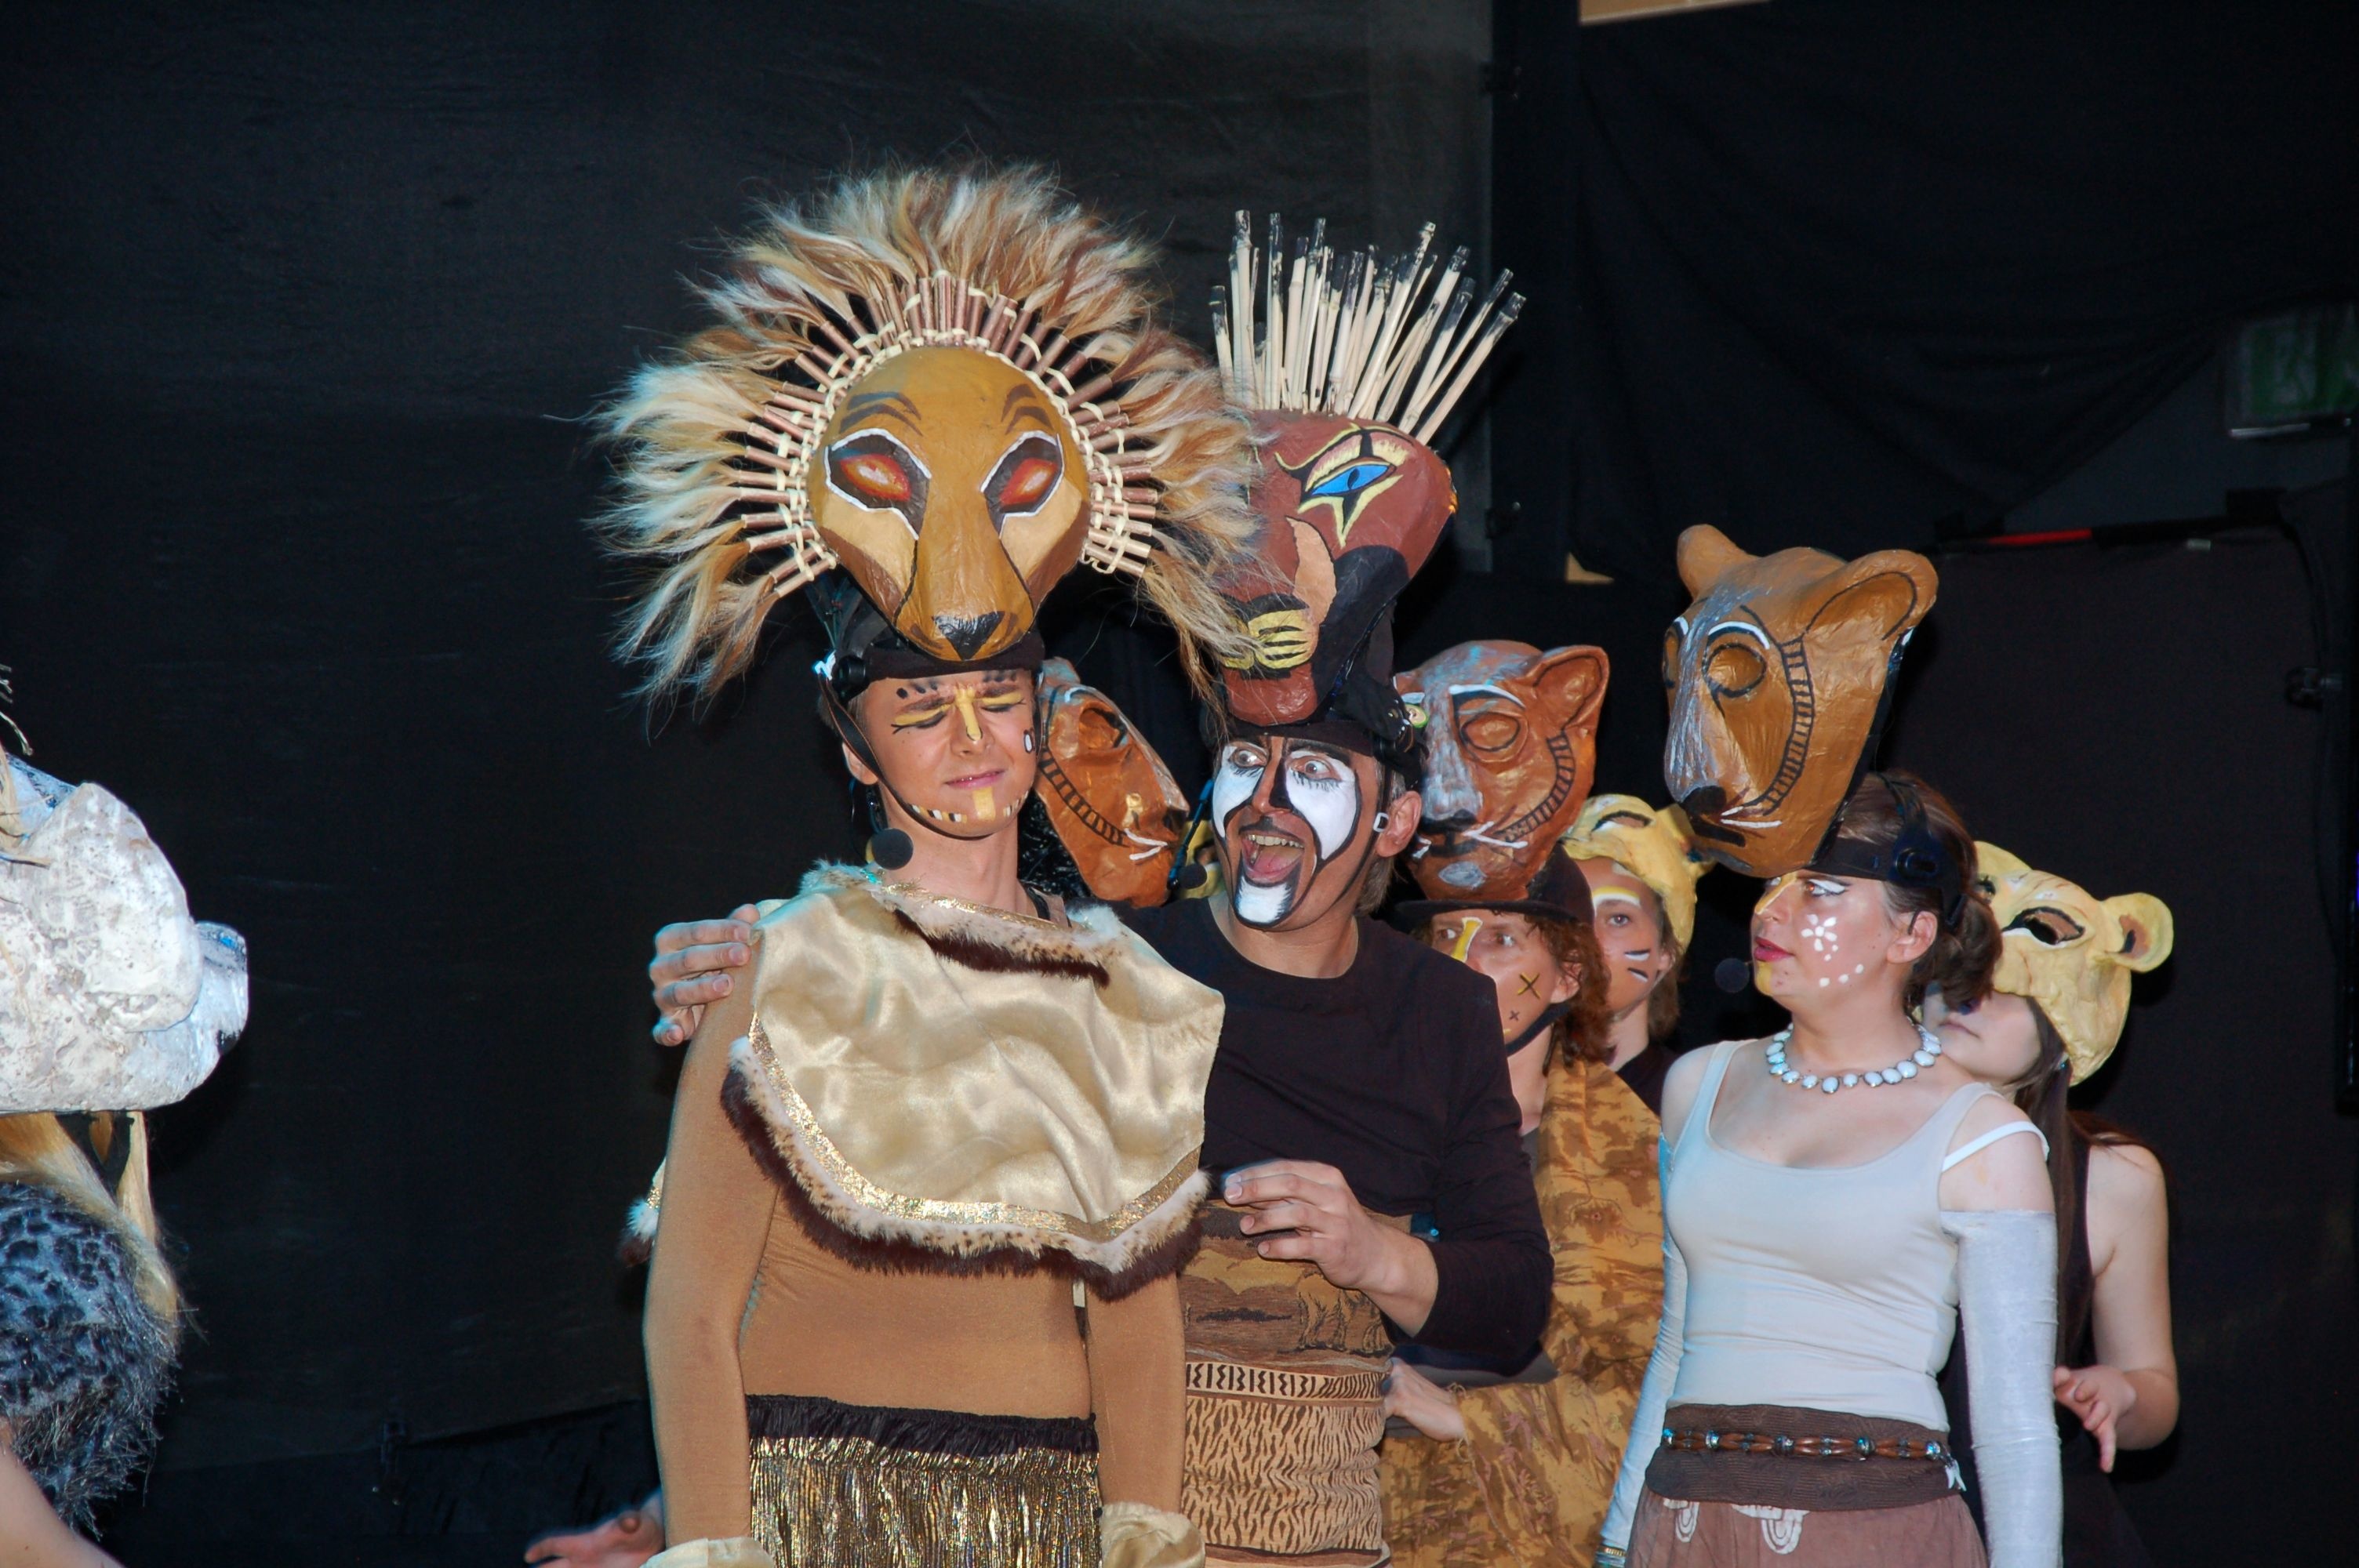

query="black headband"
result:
[1809,771,1967,924]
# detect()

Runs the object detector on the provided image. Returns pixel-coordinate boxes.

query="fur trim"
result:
[616,1160,664,1265]
[724,1053,1203,1300]
[804,863,1125,985]
[598,165,1254,706]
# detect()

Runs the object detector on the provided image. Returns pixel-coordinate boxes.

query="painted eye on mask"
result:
[984,433,1065,529]
[1303,459,1394,502]
[2007,907,2088,946]
[1706,640,1766,699]
[827,430,931,530]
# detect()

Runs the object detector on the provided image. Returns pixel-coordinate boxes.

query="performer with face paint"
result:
[1600,772,2063,1568]
[1376,842,1666,1567]
[636,215,1549,1568]
[1932,848,2176,1568]
[1559,795,1715,1115]
[603,168,1257,1568]
[1105,216,1547,1568]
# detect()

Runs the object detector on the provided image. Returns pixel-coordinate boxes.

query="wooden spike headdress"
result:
[601,167,1254,706]
[1207,215,1524,775]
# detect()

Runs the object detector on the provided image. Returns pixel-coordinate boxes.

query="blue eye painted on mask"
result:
[1303,461,1393,500]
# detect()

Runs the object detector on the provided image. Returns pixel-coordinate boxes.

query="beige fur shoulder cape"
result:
[718,865,1218,1292]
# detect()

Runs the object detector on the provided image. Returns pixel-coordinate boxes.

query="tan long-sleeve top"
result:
[645,873,1216,1547]
[1379,1055,1665,1566]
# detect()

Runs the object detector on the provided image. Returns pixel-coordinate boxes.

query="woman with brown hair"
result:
[1932,844,2176,1567]
[1378,843,1664,1566]
[1599,771,2061,1568]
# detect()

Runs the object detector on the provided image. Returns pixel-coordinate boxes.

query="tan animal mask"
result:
[810,347,1091,662]
[604,167,1253,705]
[1976,842,2173,1083]
[1558,793,1714,949]
[1396,640,1608,899]
[1032,658,1190,906]
[1662,525,1938,877]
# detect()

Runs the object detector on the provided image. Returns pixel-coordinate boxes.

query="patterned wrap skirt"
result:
[1630,1403,1985,1568]
[747,1392,1101,1567]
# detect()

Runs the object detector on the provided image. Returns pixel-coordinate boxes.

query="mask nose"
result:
[932,612,1004,660]
[1681,784,1728,818]
[1419,753,1481,827]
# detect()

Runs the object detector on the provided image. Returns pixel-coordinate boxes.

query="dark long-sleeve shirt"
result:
[1118,898,1550,1358]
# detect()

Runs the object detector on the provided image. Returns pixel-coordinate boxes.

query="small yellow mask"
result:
[1977,842,2174,1083]
[1558,793,1714,949]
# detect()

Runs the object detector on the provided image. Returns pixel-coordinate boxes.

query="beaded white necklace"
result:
[1764,1024,1942,1094]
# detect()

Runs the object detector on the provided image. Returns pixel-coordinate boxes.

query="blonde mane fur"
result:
[599,166,1255,703]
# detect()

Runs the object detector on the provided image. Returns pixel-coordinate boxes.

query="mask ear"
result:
[1810,550,1939,641]
[2104,892,2175,971]
[1530,644,1609,729]
[1676,525,1753,597]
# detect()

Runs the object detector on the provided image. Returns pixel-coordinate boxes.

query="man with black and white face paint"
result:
[1211,735,1384,930]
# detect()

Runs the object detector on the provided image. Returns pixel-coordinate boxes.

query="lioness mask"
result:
[1662,525,1937,877]
[1396,640,1608,900]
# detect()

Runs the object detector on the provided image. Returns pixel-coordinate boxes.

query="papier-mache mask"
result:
[1397,640,1608,899]
[1976,842,2173,1083]
[1032,657,1190,906]
[603,167,1252,701]
[1558,793,1714,949]
[1209,215,1524,768]
[2,746,248,1115]
[1662,525,1938,877]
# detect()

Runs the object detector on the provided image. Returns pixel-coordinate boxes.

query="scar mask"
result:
[1662,525,1938,877]
[1397,640,1608,900]
[1031,658,1190,906]
[1216,411,1453,764]
[1977,843,2173,1083]
[1208,214,1523,771]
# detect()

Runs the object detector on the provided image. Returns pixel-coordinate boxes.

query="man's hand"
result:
[1382,1357,1466,1442]
[524,1492,664,1568]
[648,908,758,1047]
[1223,1160,1439,1334]
[2052,1363,2137,1472]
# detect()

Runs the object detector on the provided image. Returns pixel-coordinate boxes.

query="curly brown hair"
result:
[1532,911,1618,1067]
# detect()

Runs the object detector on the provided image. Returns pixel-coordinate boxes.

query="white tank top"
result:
[1664,1038,1997,1430]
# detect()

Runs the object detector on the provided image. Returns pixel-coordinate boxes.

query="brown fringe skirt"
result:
[746,1392,1101,1567]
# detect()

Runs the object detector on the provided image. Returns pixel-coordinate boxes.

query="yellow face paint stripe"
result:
[1448,916,1483,963]
[952,687,983,742]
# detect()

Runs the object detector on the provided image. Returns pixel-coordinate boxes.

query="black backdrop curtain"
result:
[1548,0,2359,584]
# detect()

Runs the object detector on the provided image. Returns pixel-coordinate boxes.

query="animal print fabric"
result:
[0,1181,173,1532]
[1379,1058,1664,1567]
[1181,1203,1396,1566]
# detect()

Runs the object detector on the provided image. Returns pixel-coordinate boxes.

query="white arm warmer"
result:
[1598,1159,1687,1557]
[1942,1209,2061,1568]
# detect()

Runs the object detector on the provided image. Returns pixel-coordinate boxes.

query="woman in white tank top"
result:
[1599,775,2061,1568]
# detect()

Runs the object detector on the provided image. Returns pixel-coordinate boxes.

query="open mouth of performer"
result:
[1210,735,1377,929]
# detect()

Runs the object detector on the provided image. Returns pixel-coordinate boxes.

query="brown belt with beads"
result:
[1644,1403,1961,1512]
